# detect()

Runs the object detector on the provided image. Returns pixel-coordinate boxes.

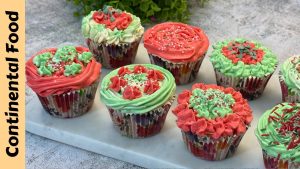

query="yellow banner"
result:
[0,0,25,168]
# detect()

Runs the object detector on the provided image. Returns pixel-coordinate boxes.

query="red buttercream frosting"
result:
[109,65,164,100]
[222,41,264,64]
[92,10,132,30]
[172,83,253,139]
[143,22,209,63]
[26,47,101,97]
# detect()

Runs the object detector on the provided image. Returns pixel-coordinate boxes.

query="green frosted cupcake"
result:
[255,102,300,169]
[100,64,176,138]
[279,55,300,102]
[210,38,278,100]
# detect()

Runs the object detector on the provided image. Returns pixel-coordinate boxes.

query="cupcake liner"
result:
[181,131,245,161]
[36,79,100,118]
[262,150,300,169]
[214,69,275,100]
[86,38,141,69]
[279,72,300,102]
[106,95,175,138]
[148,54,206,85]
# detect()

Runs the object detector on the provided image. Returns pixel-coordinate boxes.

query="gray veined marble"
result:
[26,0,300,168]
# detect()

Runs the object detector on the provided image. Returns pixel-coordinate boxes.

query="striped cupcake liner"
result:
[148,54,206,85]
[37,79,100,118]
[181,131,245,161]
[279,73,300,102]
[262,150,300,169]
[86,38,141,69]
[214,70,274,100]
[106,95,175,138]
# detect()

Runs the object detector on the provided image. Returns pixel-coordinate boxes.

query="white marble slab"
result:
[26,45,282,169]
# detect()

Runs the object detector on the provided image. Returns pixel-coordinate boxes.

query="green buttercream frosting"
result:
[255,103,300,162]
[38,64,54,76]
[210,38,278,77]
[189,88,235,119]
[81,10,144,45]
[78,52,93,63]
[280,55,300,96]
[33,52,52,67]
[64,63,82,76]
[52,46,77,63]
[100,64,176,114]
[32,46,92,76]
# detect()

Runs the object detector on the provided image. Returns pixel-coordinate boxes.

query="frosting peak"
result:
[144,22,209,63]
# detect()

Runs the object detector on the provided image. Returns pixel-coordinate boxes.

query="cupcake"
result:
[279,55,300,102]
[81,5,144,69]
[172,83,253,160]
[210,38,278,100]
[100,64,176,138]
[255,103,300,169]
[26,46,101,118]
[144,22,209,85]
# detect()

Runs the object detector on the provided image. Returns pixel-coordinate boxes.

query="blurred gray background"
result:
[26,0,300,168]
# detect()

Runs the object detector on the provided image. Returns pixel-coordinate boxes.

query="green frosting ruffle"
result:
[78,52,93,63]
[53,46,77,63]
[189,88,235,119]
[81,11,144,45]
[100,64,176,114]
[255,103,300,162]
[280,55,300,96]
[210,38,278,77]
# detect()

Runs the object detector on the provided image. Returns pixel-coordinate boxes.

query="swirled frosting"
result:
[81,6,144,45]
[172,83,253,139]
[280,55,300,96]
[210,38,278,77]
[255,103,300,162]
[26,46,101,97]
[100,64,176,114]
[143,22,209,63]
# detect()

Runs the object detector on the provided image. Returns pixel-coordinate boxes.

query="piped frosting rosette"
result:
[100,64,176,138]
[255,103,300,168]
[173,83,253,160]
[26,46,101,118]
[144,22,209,63]
[280,55,300,102]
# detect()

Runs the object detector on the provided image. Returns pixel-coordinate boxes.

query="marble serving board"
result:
[26,45,281,169]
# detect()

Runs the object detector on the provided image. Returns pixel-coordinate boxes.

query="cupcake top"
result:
[210,38,278,77]
[26,46,101,97]
[172,83,253,139]
[280,55,300,95]
[143,22,209,63]
[81,6,144,45]
[100,64,176,114]
[255,103,300,162]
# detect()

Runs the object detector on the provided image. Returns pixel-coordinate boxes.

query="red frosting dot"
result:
[133,65,147,74]
[118,66,131,76]
[144,80,160,95]
[147,69,164,81]
[109,76,127,92]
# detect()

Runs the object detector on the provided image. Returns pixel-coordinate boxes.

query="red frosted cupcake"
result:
[144,22,209,85]
[26,46,101,118]
[173,83,253,160]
